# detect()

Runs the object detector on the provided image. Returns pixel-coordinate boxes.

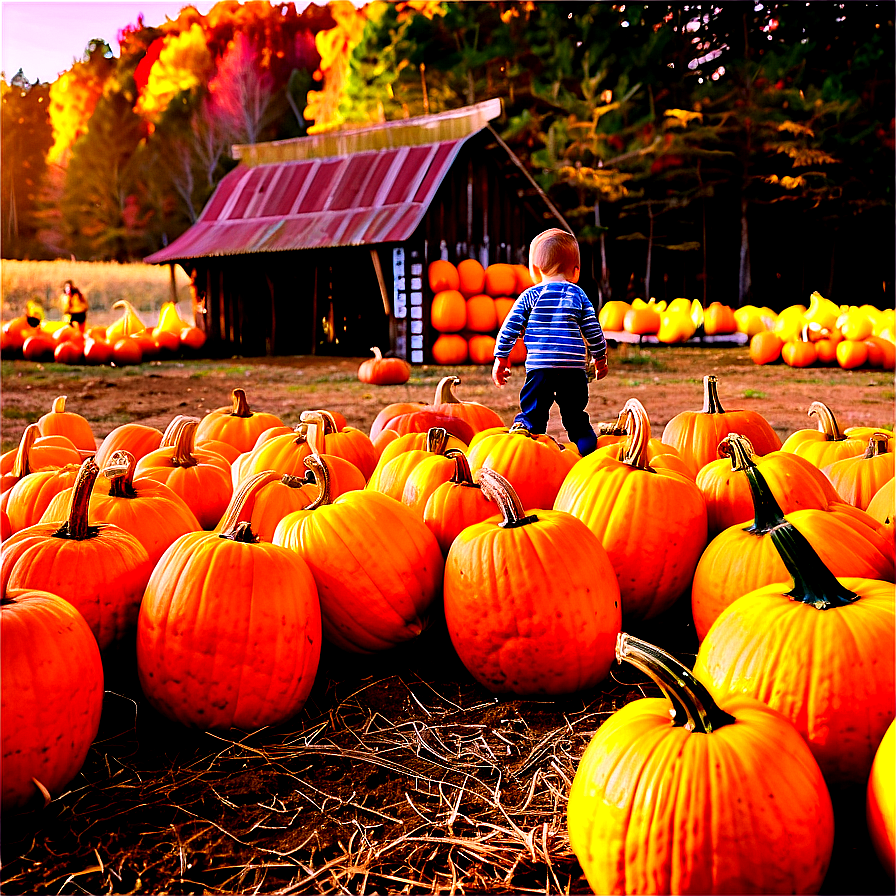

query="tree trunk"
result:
[738,195,751,304]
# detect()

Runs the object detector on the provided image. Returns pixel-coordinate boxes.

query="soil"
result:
[0,344,893,895]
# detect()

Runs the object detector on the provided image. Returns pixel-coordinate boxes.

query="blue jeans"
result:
[514,368,597,456]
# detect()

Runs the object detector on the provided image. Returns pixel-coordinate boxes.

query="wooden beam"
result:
[370,248,391,316]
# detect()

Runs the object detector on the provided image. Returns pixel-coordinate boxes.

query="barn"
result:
[144,99,570,362]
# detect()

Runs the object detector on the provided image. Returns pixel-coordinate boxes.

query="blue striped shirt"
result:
[494,281,607,371]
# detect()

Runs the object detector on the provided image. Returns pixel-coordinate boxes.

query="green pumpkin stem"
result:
[434,375,462,405]
[103,450,138,498]
[700,375,726,415]
[616,633,737,733]
[477,468,538,528]
[229,388,253,418]
[53,457,101,541]
[743,464,789,534]
[808,401,845,442]
[718,433,756,469]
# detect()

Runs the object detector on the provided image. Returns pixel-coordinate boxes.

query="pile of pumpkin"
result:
[598,296,742,342]
[0,300,206,366]
[428,259,530,365]
[2,374,894,894]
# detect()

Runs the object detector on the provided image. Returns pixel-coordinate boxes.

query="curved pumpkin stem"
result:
[300,410,338,435]
[161,415,196,448]
[12,424,40,477]
[303,454,334,510]
[616,633,737,733]
[53,457,101,541]
[808,401,845,442]
[369,346,384,360]
[596,408,628,437]
[425,427,450,455]
[864,433,891,458]
[103,450,138,498]
[476,468,538,529]
[51,395,67,414]
[700,375,726,415]
[169,418,200,468]
[445,448,477,487]
[718,433,756,469]
[620,399,653,470]
[228,388,253,418]
[217,470,282,542]
[742,462,790,534]
[433,375,462,405]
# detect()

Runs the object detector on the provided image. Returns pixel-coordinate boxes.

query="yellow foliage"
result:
[775,144,838,167]
[766,174,806,190]
[47,67,106,164]
[778,120,815,138]
[664,108,703,127]
[557,166,632,202]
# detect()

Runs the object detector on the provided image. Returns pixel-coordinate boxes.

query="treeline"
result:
[1,1,894,309]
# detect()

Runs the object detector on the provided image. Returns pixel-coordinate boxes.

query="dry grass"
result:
[1,259,193,325]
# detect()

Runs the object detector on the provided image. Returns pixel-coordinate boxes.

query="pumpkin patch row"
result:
[2,375,894,892]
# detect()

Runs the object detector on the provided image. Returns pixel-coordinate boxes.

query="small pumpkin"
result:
[749,330,783,365]
[428,259,460,292]
[37,395,95,454]
[444,469,621,694]
[457,258,486,298]
[431,333,468,365]
[367,427,454,502]
[822,432,895,510]
[484,263,516,298]
[428,375,505,434]
[94,423,163,468]
[431,289,466,332]
[781,400,869,468]
[568,633,834,895]
[867,720,895,879]
[233,423,313,487]
[358,347,411,385]
[866,478,895,531]
[1,588,104,811]
[195,388,284,454]
[299,410,378,481]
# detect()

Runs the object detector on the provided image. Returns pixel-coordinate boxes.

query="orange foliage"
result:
[47,63,110,164]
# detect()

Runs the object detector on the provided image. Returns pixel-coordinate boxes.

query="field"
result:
[1,346,894,895]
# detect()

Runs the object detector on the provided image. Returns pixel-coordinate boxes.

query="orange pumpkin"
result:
[136,472,321,730]
[358,346,411,385]
[749,330,783,365]
[484,263,517,297]
[444,469,621,694]
[427,259,460,292]
[21,334,55,361]
[233,423,314,486]
[702,302,738,335]
[1,588,104,811]
[513,264,534,293]
[623,306,661,335]
[694,518,895,785]
[94,423,163,468]
[431,289,466,333]
[866,478,895,531]
[111,336,143,366]
[493,297,515,326]
[82,337,113,365]
[37,395,95,454]
[867,720,895,879]
[274,456,444,653]
[780,400,869,468]
[661,374,782,474]
[467,333,496,365]
[465,294,498,333]
[428,375,505,434]
[457,258,486,297]
[0,424,80,485]
[299,410,377,481]
[822,432,895,510]
[431,333,468,365]
[555,399,707,620]
[195,388,284,454]
[4,461,82,534]
[781,337,818,368]
[370,429,469,478]
[568,633,834,896]
[180,326,207,351]
[367,427,454,501]
[836,338,869,369]
[1,458,153,650]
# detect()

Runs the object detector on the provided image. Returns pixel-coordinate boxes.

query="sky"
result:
[1,1,220,84]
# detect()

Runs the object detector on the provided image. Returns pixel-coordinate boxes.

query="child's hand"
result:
[594,357,609,381]
[492,357,512,387]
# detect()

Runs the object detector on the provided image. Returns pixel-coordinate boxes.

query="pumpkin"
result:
[367,427,454,501]
[781,336,818,368]
[444,469,621,694]
[428,375,505,434]
[111,336,143,366]
[4,461,82,534]
[136,471,321,730]
[465,294,498,333]
[195,388,284,454]
[94,423,163,468]
[382,409,475,444]
[702,301,738,335]
[431,289,466,332]
[661,374,783,474]
[513,264,534,293]
[457,258,486,297]
[623,305,661,335]
[467,426,578,511]
[299,410,378,481]
[866,477,895,530]
[105,299,146,343]
[369,400,428,441]
[0,424,80,484]
[134,416,233,529]
[54,340,83,365]
[233,423,313,486]
[21,334,55,361]
[867,720,895,879]
[467,333,497,365]
[1,316,39,351]
[399,431,460,515]
[152,300,190,339]
[554,399,707,620]
[1,458,153,650]
[864,335,896,370]
[154,329,181,354]
[40,450,201,568]
[180,326,207,351]
[37,395,95,454]
[822,432,895,510]
[695,433,843,535]
[781,400,869,468]
[422,449,497,555]
[693,515,895,785]
[428,259,460,292]
[568,633,834,896]
[83,337,113,365]
[836,337,869,369]
[370,428,468,477]
[598,300,629,331]
[691,461,895,641]
[273,456,444,653]
[358,346,411,385]
[431,333,468,365]
[749,330,783,365]
[494,297,515,326]
[1,588,104,811]
[484,263,516,297]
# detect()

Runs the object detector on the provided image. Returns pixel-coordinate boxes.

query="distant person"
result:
[492,228,608,456]
[60,280,88,331]
[25,298,44,328]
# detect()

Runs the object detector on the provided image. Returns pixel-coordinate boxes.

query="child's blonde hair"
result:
[529,228,580,278]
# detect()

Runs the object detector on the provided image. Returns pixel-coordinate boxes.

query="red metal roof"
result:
[145,136,472,264]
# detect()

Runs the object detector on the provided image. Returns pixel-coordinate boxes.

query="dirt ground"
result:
[1,344,894,895]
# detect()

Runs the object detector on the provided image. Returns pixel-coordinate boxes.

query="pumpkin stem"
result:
[864,433,891,458]
[700,375,726,415]
[103,450,138,498]
[718,433,756,470]
[170,419,200,468]
[12,424,40,478]
[425,427,450,455]
[596,408,627,437]
[445,448,476,486]
[51,395,67,414]
[52,457,101,541]
[303,455,334,510]
[476,468,538,528]
[160,415,194,448]
[620,399,653,470]
[229,388,253,418]
[300,410,338,434]
[218,470,282,539]
[768,514,860,611]
[808,401,845,442]
[616,633,737,733]
[743,464,789,534]
[369,347,384,360]
[304,421,326,456]
[433,375,462,405]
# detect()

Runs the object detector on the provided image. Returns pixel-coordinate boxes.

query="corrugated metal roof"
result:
[144,136,472,264]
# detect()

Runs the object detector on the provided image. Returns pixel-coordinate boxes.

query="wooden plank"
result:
[370,248,391,316]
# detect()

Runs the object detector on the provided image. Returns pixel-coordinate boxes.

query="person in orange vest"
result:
[60,280,88,331]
